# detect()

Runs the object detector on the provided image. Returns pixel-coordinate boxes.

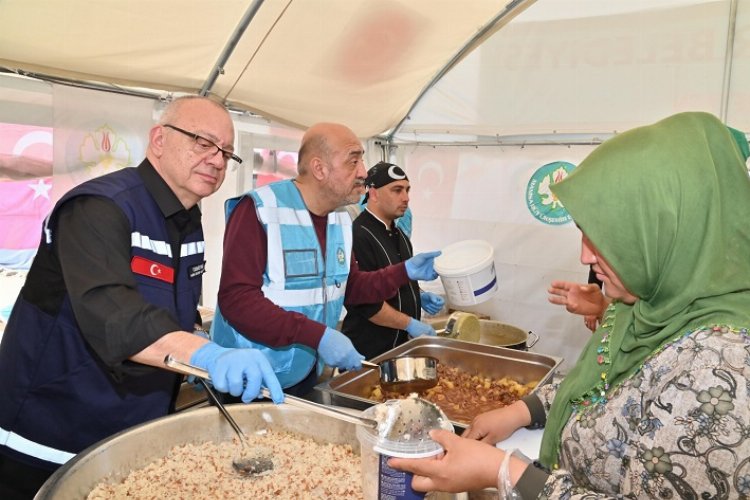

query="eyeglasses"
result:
[163,124,243,164]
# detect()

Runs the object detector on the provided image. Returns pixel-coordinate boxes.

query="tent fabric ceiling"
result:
[399,0,749,142]
[0,0,531,138]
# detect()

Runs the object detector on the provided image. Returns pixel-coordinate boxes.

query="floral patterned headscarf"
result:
[539,112,750,467]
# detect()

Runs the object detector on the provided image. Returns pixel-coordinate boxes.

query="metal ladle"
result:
[165,355,380,429]
[165,356,445,453]
[164,355,273,477]
[361,357,439,394]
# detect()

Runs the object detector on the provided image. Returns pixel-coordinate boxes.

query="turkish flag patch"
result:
[131,256,175,284]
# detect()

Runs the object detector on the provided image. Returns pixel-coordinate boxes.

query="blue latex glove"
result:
[190,343,284,404]
[405,251,441,281]
[405,317,437,338]
[420,291,445,315]
[318,327,364,371]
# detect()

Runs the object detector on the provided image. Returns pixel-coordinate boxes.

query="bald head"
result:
[293,122,367,215]
[298,123,359,176]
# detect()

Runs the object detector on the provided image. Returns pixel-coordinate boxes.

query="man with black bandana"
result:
[342,161,445,359]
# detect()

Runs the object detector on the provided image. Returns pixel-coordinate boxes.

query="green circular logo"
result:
[526,161,575,225]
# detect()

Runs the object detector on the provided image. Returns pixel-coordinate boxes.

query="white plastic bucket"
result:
[433,240,497,307]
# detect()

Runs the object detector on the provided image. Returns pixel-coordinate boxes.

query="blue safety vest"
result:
[0,167,203,469]
[211,180,352,388]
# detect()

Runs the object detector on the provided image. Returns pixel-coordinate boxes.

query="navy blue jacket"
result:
[0,166,203,469]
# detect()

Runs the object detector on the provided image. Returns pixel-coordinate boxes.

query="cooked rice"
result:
[87,429,363,499]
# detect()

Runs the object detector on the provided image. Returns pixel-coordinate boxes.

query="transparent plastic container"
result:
[357,402,454,500]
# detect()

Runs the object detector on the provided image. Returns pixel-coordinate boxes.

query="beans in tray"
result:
[369,364,538,425]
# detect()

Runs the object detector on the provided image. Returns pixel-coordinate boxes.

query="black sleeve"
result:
[515,461,551,499]
[57,196,182,375]
[522,394,547,429]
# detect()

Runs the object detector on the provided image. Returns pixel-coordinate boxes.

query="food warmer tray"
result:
[314,336,562,431]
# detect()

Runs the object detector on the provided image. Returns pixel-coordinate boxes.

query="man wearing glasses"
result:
[0,95,282,499]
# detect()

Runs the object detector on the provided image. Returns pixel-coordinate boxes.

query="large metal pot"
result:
[478,321,539,350]
[35,404,357,499]
[429,315,537,350]
[36,403,495,499]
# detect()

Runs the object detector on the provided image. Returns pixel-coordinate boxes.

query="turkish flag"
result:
[130,256,174,284]
[0,123,54,268]
[404,148,459,220]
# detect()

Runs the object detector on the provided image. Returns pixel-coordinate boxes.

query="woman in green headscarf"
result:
[389,112,750,498]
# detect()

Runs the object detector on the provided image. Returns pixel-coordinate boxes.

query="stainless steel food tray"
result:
[315,336,562,430]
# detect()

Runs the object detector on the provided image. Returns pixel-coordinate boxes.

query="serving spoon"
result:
[164,355,273,477]
[166,355,379,427]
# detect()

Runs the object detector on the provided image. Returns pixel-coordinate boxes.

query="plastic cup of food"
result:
[357,401,453,500]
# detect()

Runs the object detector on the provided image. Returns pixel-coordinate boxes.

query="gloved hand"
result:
[420,291,445,315]
[318,327,364,371]
[405,317,437,338]
[405,251,441,281]
[190,343,284,404]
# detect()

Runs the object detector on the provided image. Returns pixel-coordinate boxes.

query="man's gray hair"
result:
[158,95,226,125]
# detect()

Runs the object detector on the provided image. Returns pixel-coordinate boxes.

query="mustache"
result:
[353,179,366,187]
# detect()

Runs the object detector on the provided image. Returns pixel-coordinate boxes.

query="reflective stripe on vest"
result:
[0,426,74,465]
[263,282,345,308]
[131,231,205,258]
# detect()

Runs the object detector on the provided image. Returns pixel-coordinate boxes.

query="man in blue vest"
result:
[212,122,441,397]
[0,96,283,499]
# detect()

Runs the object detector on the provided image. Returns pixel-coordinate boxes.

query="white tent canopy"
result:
[1,0,746,138]
[0,0,534,138]
[397,0,749,143]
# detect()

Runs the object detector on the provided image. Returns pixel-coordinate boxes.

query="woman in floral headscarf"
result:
[389,112,750,498]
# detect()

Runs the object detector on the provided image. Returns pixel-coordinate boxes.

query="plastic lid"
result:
[372,442,444,459]
[434,240,494,276]
[356,400,453,458]
[445,312,480,343]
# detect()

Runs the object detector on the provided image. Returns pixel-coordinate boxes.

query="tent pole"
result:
[200,0,265,97]
[719,0,738,123]
[383,0,535,144]
[388,132,613,149]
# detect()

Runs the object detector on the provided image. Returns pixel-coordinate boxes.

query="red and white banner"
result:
[0,123,53,268]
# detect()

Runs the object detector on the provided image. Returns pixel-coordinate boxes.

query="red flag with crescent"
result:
[130,256,174,284]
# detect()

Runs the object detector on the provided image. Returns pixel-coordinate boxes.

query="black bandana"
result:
[363,161,408,202]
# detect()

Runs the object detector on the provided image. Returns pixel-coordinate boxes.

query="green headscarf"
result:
[728,126,749,161]
[539,112,750,468]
